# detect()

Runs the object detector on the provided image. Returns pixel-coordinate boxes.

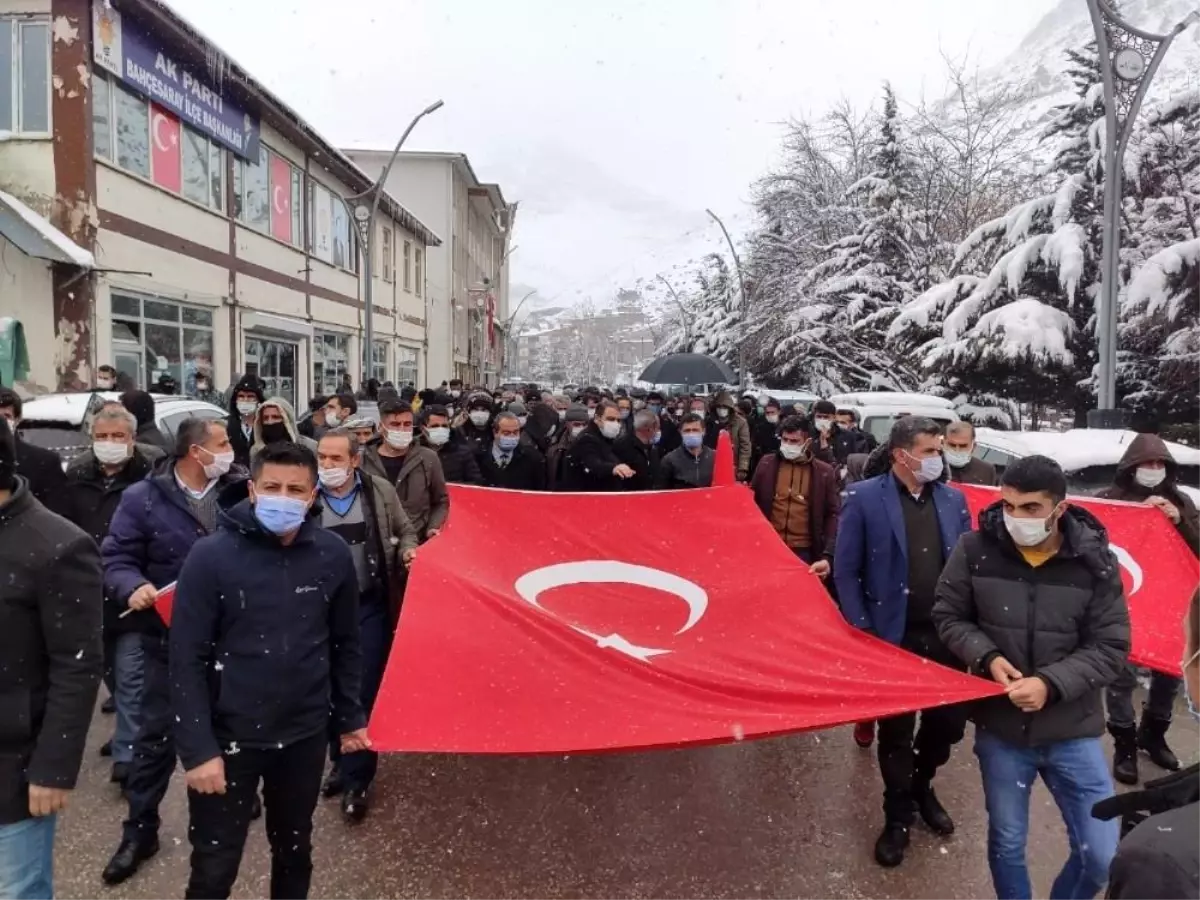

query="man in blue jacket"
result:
[833,415,972,869]
[99,417,247,887]
[171,441,368,900]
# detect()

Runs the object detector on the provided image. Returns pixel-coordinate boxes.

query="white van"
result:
[828,392,960,445]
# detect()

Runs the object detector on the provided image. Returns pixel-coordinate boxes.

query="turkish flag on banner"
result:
[150,105,181,193]
[369,486,1003,755]
[958,485,1199,677]
[154,581,176,627]
[269,153,293,244]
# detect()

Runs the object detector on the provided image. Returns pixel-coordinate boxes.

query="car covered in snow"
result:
[972,427,1200,497]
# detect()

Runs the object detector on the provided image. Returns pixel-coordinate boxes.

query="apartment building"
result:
[0,0,439,409]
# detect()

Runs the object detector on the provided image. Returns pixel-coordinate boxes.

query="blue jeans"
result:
[0,815,56,899]
[975,730,1119,900]
[113,631,146,764]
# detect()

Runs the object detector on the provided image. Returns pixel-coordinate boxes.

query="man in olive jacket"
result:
[932,455,1130,900]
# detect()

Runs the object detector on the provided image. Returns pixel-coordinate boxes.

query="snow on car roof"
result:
[19,392,199,426]
[975,428,1200,471]
[829,391,957,409]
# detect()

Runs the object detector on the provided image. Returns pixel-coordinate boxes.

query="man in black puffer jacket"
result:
[933,454,1130,900]
[420,404,482,485]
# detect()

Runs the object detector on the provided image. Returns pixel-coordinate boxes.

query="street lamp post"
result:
[347,99,445,387]
[705,208,748,389]
[1085,0,1197,428]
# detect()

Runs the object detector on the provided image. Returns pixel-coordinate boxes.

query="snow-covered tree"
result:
[689,253,741,365]
[891,42,1109,421]
[770,83,923,392]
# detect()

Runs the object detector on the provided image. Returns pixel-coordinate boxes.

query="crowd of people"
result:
[0,374,1197,900]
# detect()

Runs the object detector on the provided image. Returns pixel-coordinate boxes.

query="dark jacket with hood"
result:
[525,403,561,457]
[933,502,1131,747]
[101,461,249,636]
[429,429,484,485]
[751,451,841,560]
[250,396,318,459]
[1098,764,1199,899]
[562,421,625,492]
[1098,433,1199,556]
[169,499,366,770]
[122,390,172,453]
[225,374,265,468]
[703,391,752,480]
[0,477,103,825]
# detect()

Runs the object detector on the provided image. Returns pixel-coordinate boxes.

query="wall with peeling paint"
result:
[0,143,57,208]
[0,238,57,388]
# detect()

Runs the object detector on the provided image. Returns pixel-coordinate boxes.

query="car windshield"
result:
[863,414,955,445]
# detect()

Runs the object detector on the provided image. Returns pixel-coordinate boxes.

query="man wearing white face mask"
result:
[704,391,752,481]
[562,400,634,492]
[1098,432,1199,786]
[420,405,483,485]
[457,393,495,455]
[834,416,973,868]
[943,422,997,487]
[362,400,448,542]
[934,454,1129,900]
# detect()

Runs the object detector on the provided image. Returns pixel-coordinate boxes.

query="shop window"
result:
[403,241,412,292]
[381,226,393,283]
[113,82,150,178]
[397,346,419,388]
[415,247,424,298]
[111,292,214,394]
[0,18,49,134]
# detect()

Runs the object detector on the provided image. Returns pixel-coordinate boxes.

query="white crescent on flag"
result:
[1109,543,1144,596]
[273,185,288,215]
[152,111,170,153]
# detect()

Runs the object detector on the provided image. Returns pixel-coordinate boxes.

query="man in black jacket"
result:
[0,388,68,515]
[422,404,483,485]
[613,409,661,491]
[749,397,782,475]
[0,417,102,900]
[933,455,1129,900]
[478,412,546,491]
[457,392,495,454]
[226,374,265,468]
[656,413,717,489]
[833,408,876,464]
[171,442,367,899]
[562,400,634,492]
[121,390,171,454]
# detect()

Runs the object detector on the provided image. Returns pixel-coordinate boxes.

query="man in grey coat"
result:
[932,455,1130,900]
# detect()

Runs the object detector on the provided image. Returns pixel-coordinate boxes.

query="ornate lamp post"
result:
[1085,0,1198,428]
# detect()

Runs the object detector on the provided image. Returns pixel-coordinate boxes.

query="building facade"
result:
[344,149,514,387]
[0,0,439,409]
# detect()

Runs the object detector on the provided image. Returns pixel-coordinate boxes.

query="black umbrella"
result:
[638,353,737,386]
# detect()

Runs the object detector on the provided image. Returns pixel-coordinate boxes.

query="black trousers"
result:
[327,593,391,791]
[876,624,969,825]
[185,731,326,900]
[122,632,176,844]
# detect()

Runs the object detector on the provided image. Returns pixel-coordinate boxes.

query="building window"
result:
[110,292,214,394]
[397,346,419,388]
[180,125,225,211]
[415,247,423,298]
[402,240,412,292]
[381,226,393,283]
[113,81,150,179]
[234,145,270,231]
[331,196,352,270]
[308,181,356,272]
[371,340,388,384]
[92,73,112,159]
[0,17,50,134]
[313,331,350,397]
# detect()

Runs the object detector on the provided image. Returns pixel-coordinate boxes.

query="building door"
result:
[244,337,297,411]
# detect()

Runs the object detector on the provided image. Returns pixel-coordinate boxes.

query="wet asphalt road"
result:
[56,694,1197,899]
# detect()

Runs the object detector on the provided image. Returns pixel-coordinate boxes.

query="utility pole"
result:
[346,99,445,387]
[705,208,748,389]
[1085,0,1197,428]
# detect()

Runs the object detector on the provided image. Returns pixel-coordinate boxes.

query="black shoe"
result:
[341,788,369,823]
[322,766,344,798]
[1109,722,1140,785]
[99,739,113,758]
[250,794,262,820]
[101,837,159,886]
[913,783,955,835]
[1137,715,1181,772]
[110,762,130,785]
[874,823,910,868]
[101,696,116,714]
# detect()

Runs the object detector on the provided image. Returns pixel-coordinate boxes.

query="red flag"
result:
[150,105,181,193]
[369,485,1001,754]
[154,581,176,627]
[270,154,293,244]
[958,485,1198,677]
[712,428,735,486]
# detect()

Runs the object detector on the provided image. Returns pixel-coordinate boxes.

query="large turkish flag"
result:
[958,485,1199,677]
[150,105,181,193]
[269,153,293,244]
[369,485,1003,754]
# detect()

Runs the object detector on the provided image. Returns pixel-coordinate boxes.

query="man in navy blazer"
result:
[834,415,973,869]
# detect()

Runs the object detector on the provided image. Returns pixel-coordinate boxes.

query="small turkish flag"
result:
[150,105,181,193]
[270,153,293,244]
[369,485,1002,754]
[154,581,176,627]
[959,485,1199,676]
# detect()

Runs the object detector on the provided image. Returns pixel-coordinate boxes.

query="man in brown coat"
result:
[705,390,752,482]
[1100,432,1199,786]
[361,400,449,542]
[750,415,840,580]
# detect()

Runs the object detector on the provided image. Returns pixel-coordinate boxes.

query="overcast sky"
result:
[167,0,1058,310]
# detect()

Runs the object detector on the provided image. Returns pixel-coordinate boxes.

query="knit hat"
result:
[564,404,590,424]
[466,392,494,412]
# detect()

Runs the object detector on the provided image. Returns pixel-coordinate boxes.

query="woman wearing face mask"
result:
[1099,433,1200,785]
[1099,588,1199,900]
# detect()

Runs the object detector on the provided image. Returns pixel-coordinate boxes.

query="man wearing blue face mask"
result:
[170,441,367,899]
[834,415,973,869]
[478,412,546,491]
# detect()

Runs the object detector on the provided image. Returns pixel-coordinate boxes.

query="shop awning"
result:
[0,189,95,268]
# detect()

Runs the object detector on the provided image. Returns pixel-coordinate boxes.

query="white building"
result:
[0,0,439,408]
[344,149,515,387]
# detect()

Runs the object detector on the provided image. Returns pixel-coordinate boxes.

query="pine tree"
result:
[688,253,741,366]
[892,42,1110,421]
[771,83,921,392]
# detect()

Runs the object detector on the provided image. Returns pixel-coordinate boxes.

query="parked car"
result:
[828,391,960,444]
[973,427,1200,497]
[746,388,821,413]
[16,392,228,469]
